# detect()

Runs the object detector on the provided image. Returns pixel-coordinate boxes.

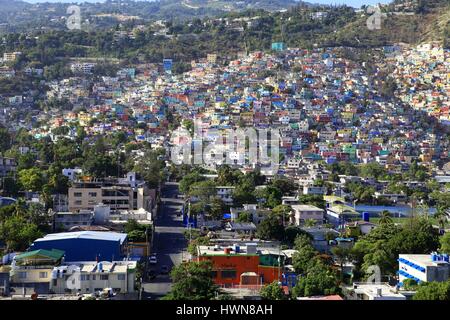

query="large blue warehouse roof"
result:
[33,231,127,244]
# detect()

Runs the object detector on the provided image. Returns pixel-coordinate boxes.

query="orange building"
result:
[197,245,284,286]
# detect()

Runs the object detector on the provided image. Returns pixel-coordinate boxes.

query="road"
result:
[142,183,188,300]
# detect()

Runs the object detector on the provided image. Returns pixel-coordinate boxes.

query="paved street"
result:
[142,183,187,300]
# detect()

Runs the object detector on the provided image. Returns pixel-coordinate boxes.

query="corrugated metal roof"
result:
[33,231,127,244]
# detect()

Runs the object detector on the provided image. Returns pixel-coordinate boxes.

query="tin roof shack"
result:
[29,231,128,262]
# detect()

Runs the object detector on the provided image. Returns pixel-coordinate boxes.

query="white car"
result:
[149,255,157,265]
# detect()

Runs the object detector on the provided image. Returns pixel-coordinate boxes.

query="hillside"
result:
[326,0,450,47]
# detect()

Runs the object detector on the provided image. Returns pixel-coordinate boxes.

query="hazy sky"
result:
[22,0,394,9]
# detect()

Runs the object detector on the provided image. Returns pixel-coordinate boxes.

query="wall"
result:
[198,254,282,286]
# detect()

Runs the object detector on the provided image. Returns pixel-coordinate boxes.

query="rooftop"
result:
[197,244,285,257]
[350,283,406,300]
[399,254,450,267]
[291,204,324,211]
[15,249,65,262]
[33,231,127,244]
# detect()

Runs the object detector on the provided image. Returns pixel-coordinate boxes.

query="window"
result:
[74,192,83,197]
[210,271,218,279]
[18,272,27,279]
[221,270,236,279]
[88,192,97,197]
[117,274,125,281]
[80,275,90,281]
[75,200,82,205]
[92,275,96,280]
[100,275,109,281]
[39,272,48,279]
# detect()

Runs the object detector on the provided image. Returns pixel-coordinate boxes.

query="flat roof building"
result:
[29,231,128,262]
[398,253,450,285]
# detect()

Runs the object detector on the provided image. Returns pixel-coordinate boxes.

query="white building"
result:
[398,253,450,285]
[303,185,327,195]
[50,261,137,295]
[62,168,83,181]
[216,186,235,205]
[54,211,94,230]
[291,205,324,225]
[347,283,406,300]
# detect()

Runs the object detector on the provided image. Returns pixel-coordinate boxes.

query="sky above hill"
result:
[22,0,393,9]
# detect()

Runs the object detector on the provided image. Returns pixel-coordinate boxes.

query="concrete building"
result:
[54,211,94,231]
[216,186,235,205]
[62,168,83,181]
[398,253,450,285]
[196,244,285,287]
[3,52,22,62]
[302,185,327,196]
[8,249,136,295]
[50,260,137,295]
[346,283,406,300]
[9,249,65,294]
[326,204,360,226]
[291,205,324,225]
[68,172,155,213]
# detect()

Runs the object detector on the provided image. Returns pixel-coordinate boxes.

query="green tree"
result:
[0,126,11,152]
[413,281,450,300]
[189,180,217,201]
[164,261,219,300]
[331,246,352,281]
[272,204,292,224]
[18,168,44,192]
[299,194,326,209]
[284,226,311,246]
[292,240,317,274]
[379,210,393,225]
[304,219,317,228]
[292,260,340,298]
[440,232,450,254]
[260,281,286,300]
[208,197,226,220]
[257,214,285,241]
[402,279,419,291]
[188,236,211,256]
[236,211,253,223]
[179,171,205,194]
[0,215,43,251]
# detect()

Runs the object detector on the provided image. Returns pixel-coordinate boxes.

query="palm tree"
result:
[13,198,27,217]
[331,246,352,282]
[434,205,449,230]
[304,219,316,228]
[379,210,393,225]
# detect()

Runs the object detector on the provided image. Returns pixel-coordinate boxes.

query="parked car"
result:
[149,255,157,265]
